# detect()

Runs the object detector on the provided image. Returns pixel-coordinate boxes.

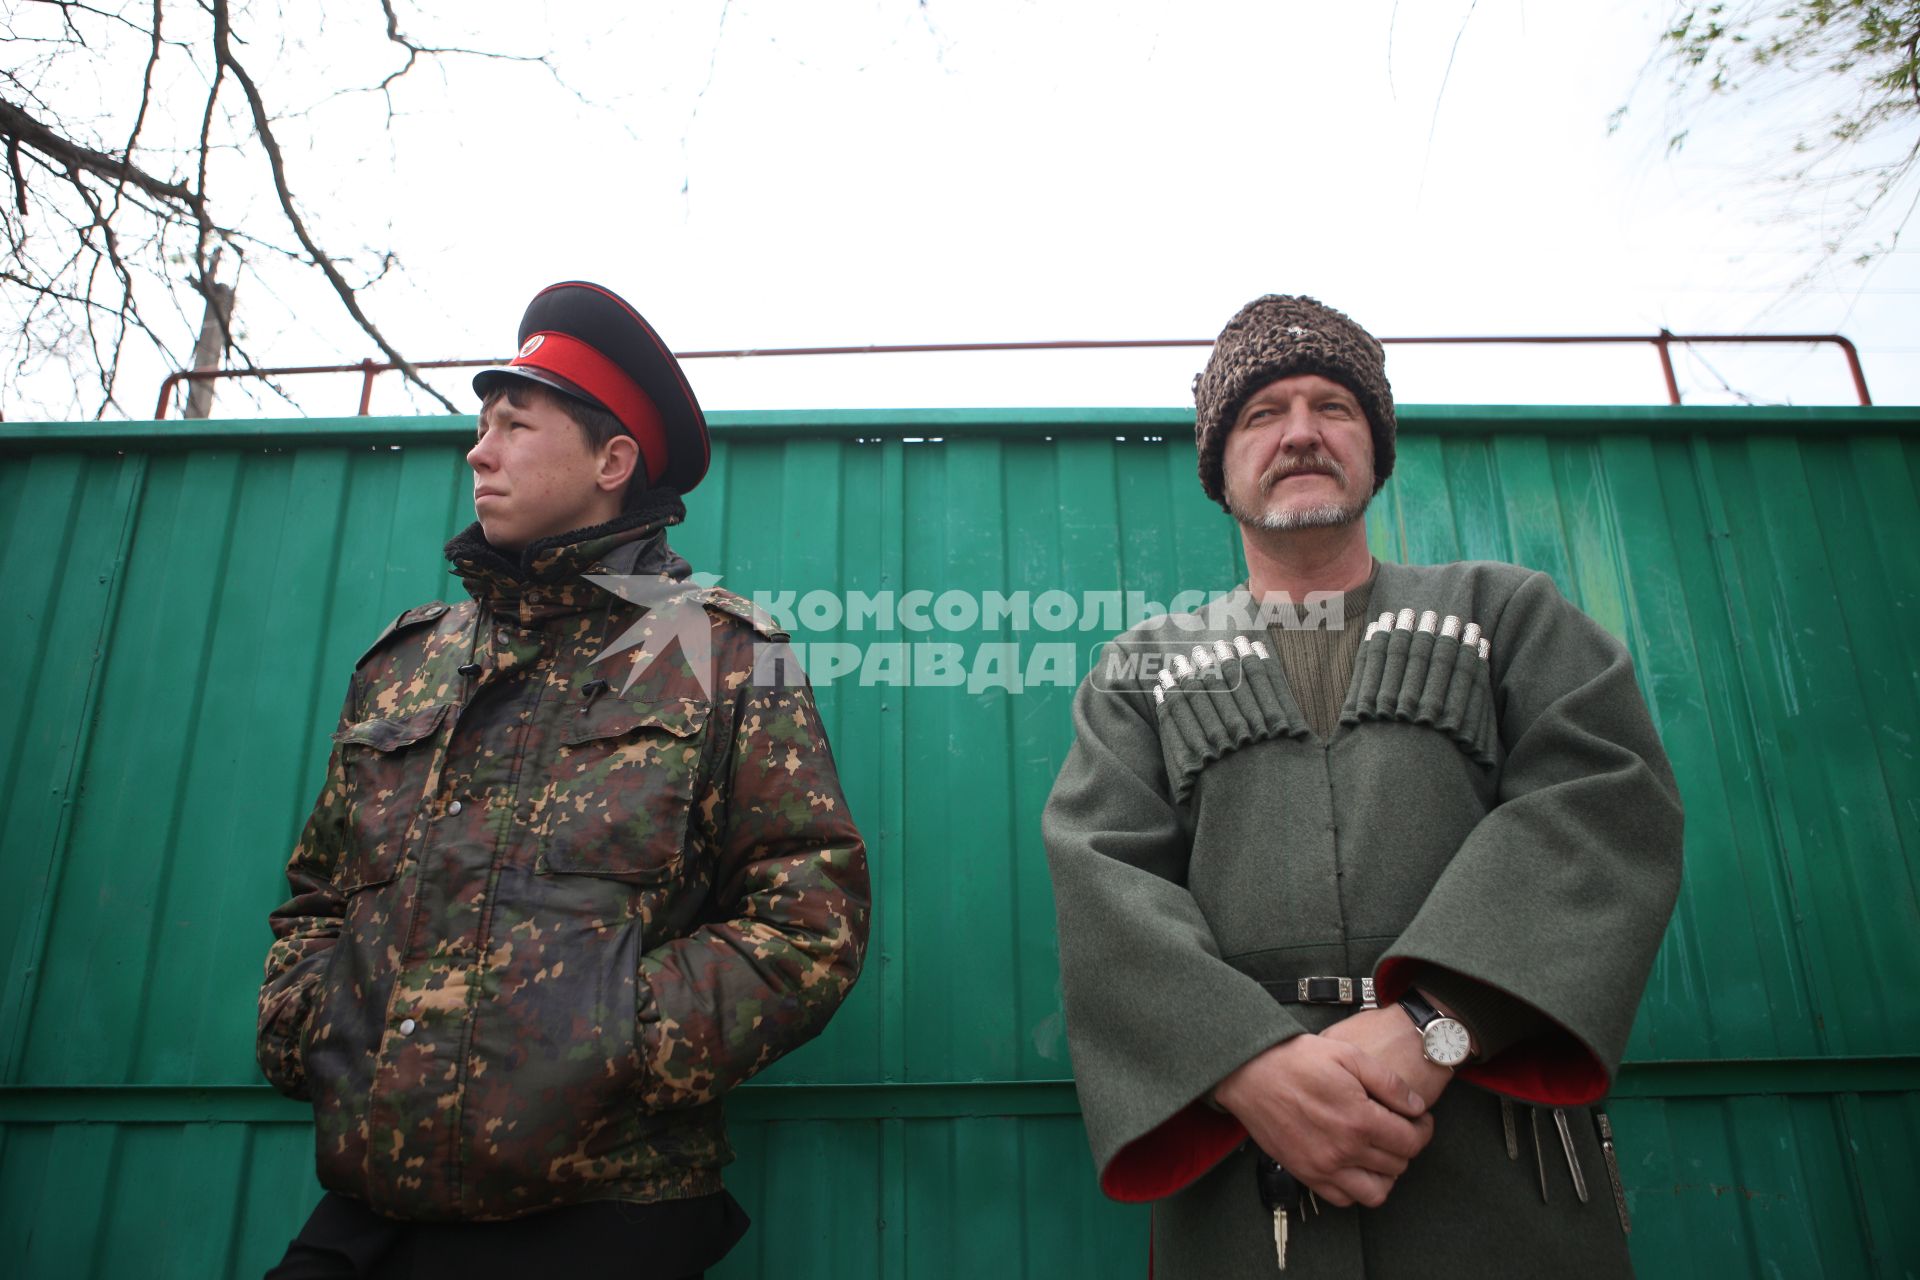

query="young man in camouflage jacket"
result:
[257,282,869,1278]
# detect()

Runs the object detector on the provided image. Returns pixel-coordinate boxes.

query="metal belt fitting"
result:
[1301,976,1354,1005]
[1596,1112,1632,1235]
[1552,1108,1590,1203]
[1267,976,1377,1006]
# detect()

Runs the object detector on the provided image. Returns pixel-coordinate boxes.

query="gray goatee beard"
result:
[1234,497,1369,532]
[1227,455,1370,532]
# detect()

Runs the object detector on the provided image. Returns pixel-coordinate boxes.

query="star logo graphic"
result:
[584,570,728,698]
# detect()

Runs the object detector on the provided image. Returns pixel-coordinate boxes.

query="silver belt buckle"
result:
[1294,976,1361,1005]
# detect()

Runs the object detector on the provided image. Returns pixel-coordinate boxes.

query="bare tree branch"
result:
[23,0,155,39]
[375,0,554,95]
[681,0,733,198]
[108,0,166,219]
[2,0,608,418]
[0,98,206,213]
[1637,1,1920,266]
[2,268,121,311]
[210,0,454,410]
[5,130,24,215]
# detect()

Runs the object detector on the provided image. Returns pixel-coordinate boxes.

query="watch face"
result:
[1422,1017,1472,1067]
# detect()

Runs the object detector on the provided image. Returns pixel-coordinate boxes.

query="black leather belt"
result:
[1260,976,1378,1007]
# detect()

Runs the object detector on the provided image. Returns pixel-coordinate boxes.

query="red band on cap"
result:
[510,330,668,486]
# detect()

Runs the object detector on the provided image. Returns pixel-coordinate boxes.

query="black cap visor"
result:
[471,365,612,418]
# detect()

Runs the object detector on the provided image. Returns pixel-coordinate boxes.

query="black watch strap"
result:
[1397,989,1442,1030]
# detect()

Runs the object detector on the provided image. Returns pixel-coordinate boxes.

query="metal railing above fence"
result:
[152,330,1874,419]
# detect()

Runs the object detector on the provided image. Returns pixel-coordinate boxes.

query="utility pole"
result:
[184,251,236,420]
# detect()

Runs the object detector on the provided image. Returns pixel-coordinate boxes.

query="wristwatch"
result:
[1398,990,1473,1069]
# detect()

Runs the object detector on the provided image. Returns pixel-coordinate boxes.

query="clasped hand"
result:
[1212,1006,1454,1209]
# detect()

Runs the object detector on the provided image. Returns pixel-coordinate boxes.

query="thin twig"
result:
[211,0,454,410]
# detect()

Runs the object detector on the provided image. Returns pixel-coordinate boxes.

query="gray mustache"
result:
[1261,455,1348,490]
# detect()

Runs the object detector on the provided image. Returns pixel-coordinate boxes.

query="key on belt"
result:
[1254,1155,1317,1270]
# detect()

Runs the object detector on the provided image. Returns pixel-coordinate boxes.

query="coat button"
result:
[399,1018,416,1035]
[447,800,463,816]
[496,629,511,646]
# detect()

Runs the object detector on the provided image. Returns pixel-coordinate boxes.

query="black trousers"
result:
[266,1190,749,1280]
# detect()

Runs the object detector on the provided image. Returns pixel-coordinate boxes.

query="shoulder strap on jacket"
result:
[698,587,788,641]
[356,602,450,669]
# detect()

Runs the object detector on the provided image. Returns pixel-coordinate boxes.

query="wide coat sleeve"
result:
[633,626,870,1109]
[1375,571,1685,1104]
[1042,653,1303,1202]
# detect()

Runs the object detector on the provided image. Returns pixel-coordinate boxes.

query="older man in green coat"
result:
[1043,295,1682,1277]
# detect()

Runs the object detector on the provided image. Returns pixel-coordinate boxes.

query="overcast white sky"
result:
[9,0,1917,419]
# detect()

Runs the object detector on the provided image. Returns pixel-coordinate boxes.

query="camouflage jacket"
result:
[256,509,869,1221]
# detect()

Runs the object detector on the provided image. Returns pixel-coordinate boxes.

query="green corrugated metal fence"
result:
[2,405,1916,1277]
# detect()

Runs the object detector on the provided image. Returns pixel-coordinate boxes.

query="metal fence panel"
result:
[2,405,1915,1277]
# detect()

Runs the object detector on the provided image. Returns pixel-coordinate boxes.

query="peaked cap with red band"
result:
[472,281,711,494]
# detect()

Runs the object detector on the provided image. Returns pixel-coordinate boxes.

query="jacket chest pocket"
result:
[533,698,710,884]
[331,702,452,892]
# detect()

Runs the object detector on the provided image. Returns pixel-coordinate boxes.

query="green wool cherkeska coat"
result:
[1043,559,1683,1278]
